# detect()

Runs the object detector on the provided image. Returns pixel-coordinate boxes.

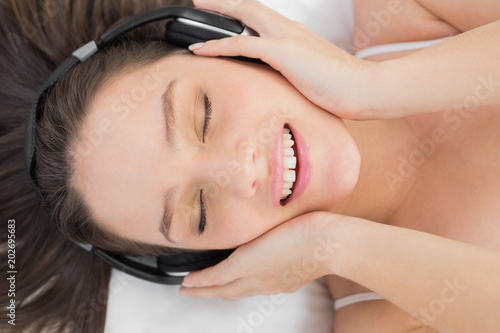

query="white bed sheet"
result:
[105,1,354,332]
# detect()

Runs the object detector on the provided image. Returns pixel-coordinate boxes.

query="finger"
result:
[179,278,255,300]
[190,35,275,64]
[182,258,240,288]
[193,0,289,35]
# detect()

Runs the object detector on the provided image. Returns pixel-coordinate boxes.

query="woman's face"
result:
[74,54,360,250]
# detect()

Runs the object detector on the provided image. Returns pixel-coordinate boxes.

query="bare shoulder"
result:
[352,0,500,52]
[414,0,500,31]
[352,0,460,51]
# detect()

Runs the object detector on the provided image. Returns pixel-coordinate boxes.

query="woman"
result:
[1,1,499,333]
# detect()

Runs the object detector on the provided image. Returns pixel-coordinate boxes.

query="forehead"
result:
[72,60,175,237]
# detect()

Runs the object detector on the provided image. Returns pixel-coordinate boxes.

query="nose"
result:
[202,140,258,198]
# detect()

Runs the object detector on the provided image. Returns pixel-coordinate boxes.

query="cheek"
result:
[207,204,278,249]
[209,63,287,116]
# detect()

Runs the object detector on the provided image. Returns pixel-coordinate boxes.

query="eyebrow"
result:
[163,79,179,151]
[159,187,178,243]
[159,79,179,243]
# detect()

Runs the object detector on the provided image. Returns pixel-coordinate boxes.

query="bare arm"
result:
[329,216,500,333]
[181,212,500,331]
[367,19,500,118]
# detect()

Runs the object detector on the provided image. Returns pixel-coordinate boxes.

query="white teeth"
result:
[281,189,292,200]
[284,156,297,169]
[281,127,298,201]
[284,148,294,157]
[284,170,296,182]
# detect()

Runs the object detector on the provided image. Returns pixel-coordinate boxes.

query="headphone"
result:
[24,6,259,285]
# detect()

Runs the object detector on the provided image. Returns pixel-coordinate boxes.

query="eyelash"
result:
[199,191,207,235]
[199,94,212,235]
[202,94,212,142]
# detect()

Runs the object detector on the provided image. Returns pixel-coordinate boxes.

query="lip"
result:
[270,124,312,207]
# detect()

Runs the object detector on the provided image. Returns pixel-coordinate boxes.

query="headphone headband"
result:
[24,6,243,284]
[101,6,243,42]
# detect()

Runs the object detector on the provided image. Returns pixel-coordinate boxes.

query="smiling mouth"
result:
[280,125,299,204]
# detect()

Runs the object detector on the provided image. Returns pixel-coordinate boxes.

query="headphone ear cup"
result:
[165,19,231,47]
[158,249,235,273]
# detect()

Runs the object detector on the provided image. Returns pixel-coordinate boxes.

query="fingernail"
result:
[193,0,208,5]
[182,282,194,288]
[188,43,204,51]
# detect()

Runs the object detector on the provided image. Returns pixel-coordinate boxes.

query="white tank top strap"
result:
[354,36,451,59]
[334,291,385,311]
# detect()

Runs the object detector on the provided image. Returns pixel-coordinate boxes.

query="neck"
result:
[330,116,431,223]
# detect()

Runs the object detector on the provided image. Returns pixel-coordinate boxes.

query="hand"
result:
[179,212,341,300]
[190,0,377,119]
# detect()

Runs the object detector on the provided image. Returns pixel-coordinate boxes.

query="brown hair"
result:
[0,0,192,332]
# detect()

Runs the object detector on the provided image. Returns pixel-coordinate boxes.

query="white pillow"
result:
[256,0,355,53]
[105,271,333,332]
[105,1,354,331]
